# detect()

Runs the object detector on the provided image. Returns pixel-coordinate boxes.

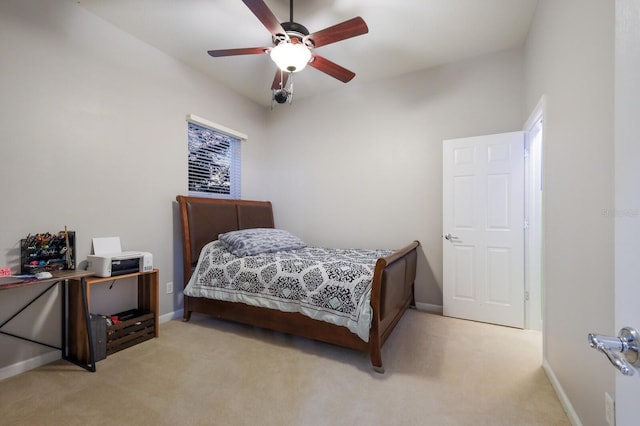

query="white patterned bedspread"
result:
[184,240,393,342]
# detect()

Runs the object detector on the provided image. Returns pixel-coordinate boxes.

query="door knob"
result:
[444,233,459,241]
[588,326,640,376]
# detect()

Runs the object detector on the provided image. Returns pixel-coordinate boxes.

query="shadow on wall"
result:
[4,245,21,275]
[172,201,185,313]
[415,245,442,309]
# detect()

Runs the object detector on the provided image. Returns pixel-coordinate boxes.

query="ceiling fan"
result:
[207,0,369,104]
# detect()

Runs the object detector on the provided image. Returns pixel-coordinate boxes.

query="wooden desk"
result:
[67,270,159,371]
[0,270,95,368]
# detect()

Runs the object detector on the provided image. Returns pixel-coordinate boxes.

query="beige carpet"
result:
[0,310,568,425]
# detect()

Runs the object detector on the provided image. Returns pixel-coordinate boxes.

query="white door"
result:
[614,1,640,423]
[443,132,525,328]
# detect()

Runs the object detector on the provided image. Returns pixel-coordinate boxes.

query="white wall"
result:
[523,1,615,425]
[0,0,268,372]
[265,48,524,306]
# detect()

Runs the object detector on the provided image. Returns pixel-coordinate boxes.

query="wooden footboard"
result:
[368,240,419,372]
[176,195,420,372]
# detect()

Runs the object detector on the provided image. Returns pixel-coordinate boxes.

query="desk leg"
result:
[62,279,67,359]
[0,281,62,350]
[64,277,96,372]
[82,277,96,372]
[137,271,159,337]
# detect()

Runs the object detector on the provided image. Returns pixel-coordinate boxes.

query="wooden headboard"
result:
[176,196,274,285]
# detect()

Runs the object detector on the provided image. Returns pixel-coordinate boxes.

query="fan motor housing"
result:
[282,21,309,36]
[274,21,313,47]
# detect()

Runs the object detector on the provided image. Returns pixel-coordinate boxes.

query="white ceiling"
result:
[77,0,539,107]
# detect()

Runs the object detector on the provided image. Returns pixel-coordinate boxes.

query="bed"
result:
[176,195,419,373]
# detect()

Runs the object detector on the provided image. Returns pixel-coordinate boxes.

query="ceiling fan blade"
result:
[305,17,368,48]
[271,70,289,90]
[242,0,287,37]
[208,47,269,57]
[308,54,355,83]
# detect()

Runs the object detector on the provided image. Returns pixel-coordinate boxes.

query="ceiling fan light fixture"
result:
[270,42,311,73]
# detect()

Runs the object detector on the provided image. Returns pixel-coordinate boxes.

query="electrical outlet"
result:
[605,392,615,426]
[166,282,173,294]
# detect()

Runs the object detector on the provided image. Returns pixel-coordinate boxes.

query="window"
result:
[186,114,245,199]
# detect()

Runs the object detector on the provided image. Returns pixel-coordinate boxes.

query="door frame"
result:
[523,95,546,331]
[614,0,640,422]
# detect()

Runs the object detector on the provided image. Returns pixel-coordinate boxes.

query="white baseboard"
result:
[543,359,581,426]
[414,302,443,314]
[158,309,183,323]
[0,350,61,382]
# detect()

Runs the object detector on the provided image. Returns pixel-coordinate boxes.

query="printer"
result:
[87,251,153,277]
[86,237,153,278]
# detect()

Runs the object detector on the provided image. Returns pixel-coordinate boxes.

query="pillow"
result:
[218,228,307,257]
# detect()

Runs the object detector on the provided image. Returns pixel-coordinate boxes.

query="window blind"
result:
[187,119,242,199]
